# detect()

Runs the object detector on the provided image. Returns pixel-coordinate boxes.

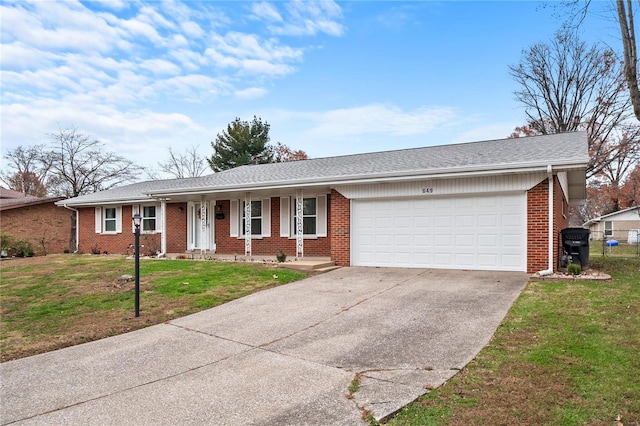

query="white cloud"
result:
[0,0,350,170]
[308,104,456,137]
[251,2,283,23]
[234,87,268,100]
[205,32,302,76]
[139,59,182,76]
[275,0,345,36]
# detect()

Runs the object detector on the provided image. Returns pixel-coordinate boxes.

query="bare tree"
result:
[1,145,52,194]
[46,128,140,249]
[510,31,633,177]
[45,128,138,198]
[158,145,209,179]
[617,0,640,120]
[593,125,640,211]
[554,0,640,121]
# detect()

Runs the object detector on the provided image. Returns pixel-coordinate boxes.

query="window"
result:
[279,195,327,238]
[95,206,122,234]
[142,205,156,232]
[294,198,317,235]
[104,208,117,232]
[242,200,262,235]
[604,221,613,237]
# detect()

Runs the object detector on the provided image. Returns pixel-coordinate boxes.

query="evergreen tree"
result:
[208,116,274,172]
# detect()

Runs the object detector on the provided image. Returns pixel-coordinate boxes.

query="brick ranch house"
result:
[56,132,588,274]
[0,188,70,255]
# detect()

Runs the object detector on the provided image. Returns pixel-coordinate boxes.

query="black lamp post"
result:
[133,213,141,317]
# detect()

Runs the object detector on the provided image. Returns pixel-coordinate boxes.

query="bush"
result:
[567,263,582,275]
[1,233,11,251]
[12,239,34,257]
[276,251,287,263]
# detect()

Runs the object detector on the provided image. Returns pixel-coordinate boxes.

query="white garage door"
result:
[351,193,526,271]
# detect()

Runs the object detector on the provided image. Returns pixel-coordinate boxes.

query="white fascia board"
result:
[147,161,587,199]
[56,196,154,208]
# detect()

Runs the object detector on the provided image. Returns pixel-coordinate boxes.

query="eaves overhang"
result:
[55,195,155,208]
[147,160,589,199]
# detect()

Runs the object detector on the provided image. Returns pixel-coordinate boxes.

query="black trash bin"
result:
[561,228,590,268]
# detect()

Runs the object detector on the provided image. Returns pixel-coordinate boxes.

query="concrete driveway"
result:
[1,267,528,425]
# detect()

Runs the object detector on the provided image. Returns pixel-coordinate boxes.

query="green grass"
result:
[0,255,307,361]
[386,256,640,426]
[590,240,640,258]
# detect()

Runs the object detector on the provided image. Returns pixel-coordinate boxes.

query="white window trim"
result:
[95,206,122,234]
[232,198,271,239]
[132,204,161,234]
[282,194,327,239]
[604,220,614,237]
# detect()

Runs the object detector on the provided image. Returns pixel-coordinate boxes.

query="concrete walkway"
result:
[1,267,528,425]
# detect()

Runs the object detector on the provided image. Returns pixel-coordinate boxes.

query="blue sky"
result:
[0,0,619,177]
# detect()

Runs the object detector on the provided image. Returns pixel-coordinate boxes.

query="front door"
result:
[188,201,215,251]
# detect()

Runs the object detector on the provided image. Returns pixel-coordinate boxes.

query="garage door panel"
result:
[351,194,526,271]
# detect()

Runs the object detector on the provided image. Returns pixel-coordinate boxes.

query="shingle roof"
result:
[0,188,64,210]
[58,132,589,206]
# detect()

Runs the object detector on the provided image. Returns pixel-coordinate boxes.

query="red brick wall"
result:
[79,206,134,255]
[526,176,568,273]
[553,177,569,266]
[166,203,187,253]
[213,198,331,258]
[1,203,72,255]
[78,204,187,256]
[330,189,350,266]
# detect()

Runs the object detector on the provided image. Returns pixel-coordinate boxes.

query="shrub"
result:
[90,244,101,255]
[12,239,34,257]
[567,263,582,275]
[276,251,287,263]
[1,233,11,251]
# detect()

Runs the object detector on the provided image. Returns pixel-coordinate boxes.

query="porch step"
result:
[168,252,336,272]
[278,260,337,272]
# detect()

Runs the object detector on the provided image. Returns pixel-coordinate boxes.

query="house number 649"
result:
[422,188,434,194]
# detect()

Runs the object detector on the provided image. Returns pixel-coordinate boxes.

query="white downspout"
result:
[537,165,554,276]
[62,205,80,253]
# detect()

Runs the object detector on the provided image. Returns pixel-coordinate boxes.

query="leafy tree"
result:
[208,116,274,172]
[619,163,640,208]
[274,142,309,162]
[5,171,48,197]
[1,145,51,194]
[158,145,209,179]
[509,30,633,178]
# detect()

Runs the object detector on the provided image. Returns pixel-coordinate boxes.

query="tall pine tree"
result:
[208,116,274,172]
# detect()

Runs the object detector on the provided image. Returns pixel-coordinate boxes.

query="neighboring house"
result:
[583,206,640,243]
[0,188,70,255]
[56,132,589,274]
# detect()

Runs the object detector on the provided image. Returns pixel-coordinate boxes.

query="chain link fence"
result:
[589,229,640,258]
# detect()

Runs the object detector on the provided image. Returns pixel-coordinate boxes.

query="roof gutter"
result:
[147,161,588,199]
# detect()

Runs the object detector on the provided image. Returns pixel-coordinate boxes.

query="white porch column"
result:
[244,193,252,257]
[160,199,167,255]
[296,190,304,258]
[200,198,207,256]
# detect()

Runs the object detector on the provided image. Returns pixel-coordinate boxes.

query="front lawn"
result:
[0,254,307,362]
[385,256,640,425]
